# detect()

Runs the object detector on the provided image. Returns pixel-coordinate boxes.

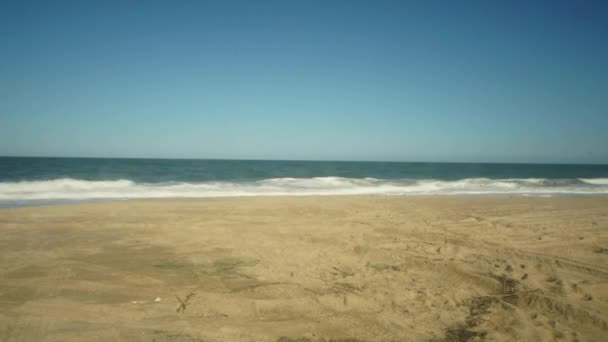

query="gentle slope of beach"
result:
[1,196,607,341]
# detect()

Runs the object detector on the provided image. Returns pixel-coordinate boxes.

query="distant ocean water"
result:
[1,157,608,207]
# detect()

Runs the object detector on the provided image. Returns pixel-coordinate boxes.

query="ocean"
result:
[1,157,608,207]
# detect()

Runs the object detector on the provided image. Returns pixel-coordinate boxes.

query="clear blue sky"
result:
[1,0,607,163]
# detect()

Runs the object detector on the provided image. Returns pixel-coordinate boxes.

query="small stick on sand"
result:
[176,293,195,313]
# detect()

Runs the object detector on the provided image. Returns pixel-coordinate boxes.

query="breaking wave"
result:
[1,177,608,204]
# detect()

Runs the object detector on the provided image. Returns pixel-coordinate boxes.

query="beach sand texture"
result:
[1,196,607,341]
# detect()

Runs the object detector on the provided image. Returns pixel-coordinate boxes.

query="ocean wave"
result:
[579,178,608,185]
[1,177,608,202]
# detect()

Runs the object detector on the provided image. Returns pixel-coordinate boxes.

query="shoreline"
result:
[1,196,607,341]
[3,192,608,210]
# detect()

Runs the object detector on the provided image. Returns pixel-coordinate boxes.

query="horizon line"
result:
[0,155,606,166]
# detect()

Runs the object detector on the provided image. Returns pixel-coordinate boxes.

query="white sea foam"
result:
[0,177,607,203]
[580,178,608,185]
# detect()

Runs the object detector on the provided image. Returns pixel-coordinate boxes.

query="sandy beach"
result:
[1,196,607,341]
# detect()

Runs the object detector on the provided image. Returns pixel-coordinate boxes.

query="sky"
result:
[1,0,607,163]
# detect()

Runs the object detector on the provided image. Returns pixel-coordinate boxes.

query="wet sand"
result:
[1,196,607,341]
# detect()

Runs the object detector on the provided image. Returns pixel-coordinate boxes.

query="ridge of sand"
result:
[1,196,607,341]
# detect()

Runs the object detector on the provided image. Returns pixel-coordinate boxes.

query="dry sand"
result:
[1,196,607,341]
